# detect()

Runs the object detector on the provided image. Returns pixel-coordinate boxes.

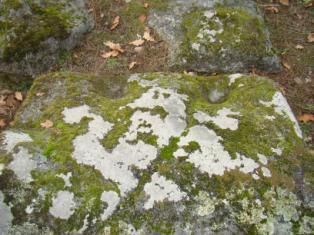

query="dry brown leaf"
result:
[139,14,147,23]
[282,62,291,70]
[0,95,6,105]
[5,95,16,107]
[101,50,119,59]
[104,41,124,53]
[129,38,145,46]
[298,114,314,122]
[110,16,120,30]
[14,91,23,101]
[128,61,138,70]
[307,33,314,43]
[265,6,279,13]
[36,92,45,97]
[295,44,304,50]
[143,27,155,42]
[279,0,289,6]
[41,120,53,129]
[0,119,6,128]
[144,3,149,8]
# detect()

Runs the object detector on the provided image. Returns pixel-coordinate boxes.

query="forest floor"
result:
[0,0,313,149]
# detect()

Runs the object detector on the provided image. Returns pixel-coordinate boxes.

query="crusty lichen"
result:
[0,72,309,234]
[179,5,277,72]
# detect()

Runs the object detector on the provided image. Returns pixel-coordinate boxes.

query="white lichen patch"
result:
[126,86,188,147]
[196,191,218,216]
[143,173,187,210]
[0,164,4,175]
[57,172,72,187]
[196,12,224,44]
[175,125,260,177]
[271,147,283,156]
[261,167,271,177]
[257,154,268,165]
[62,104,94,124]
[228,73,243,86]
[101,191,120,221]
[64,105,157,196]
[1,131,32,153]
[8,147,37,183]
[25,205,34,214]
[194,108,240,130]
[77,215,89,234]
[260,92,302,138]
[0,192,13,235]
[49,190,76,219]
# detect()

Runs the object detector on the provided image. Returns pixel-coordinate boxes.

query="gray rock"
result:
[0,0,93,77]
[148,0,281,73]
[0,72,312,234]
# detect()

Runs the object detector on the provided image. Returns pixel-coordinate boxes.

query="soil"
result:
[0,0,313,150]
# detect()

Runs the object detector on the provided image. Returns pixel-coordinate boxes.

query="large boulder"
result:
[148,0,281,73]
[0,72,312,234]
[0,0,93,77]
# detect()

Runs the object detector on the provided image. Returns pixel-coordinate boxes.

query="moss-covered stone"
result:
[0,0,93,77]
[0,72,311,234]
[148,0,281,73]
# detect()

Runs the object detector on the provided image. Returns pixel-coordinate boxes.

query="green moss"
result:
[180,5,273,68]
[0,1,77,62]
[1,71,307,234]
[160,137,179,160]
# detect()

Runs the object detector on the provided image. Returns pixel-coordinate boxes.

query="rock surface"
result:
[0,72,312,234]
[148,0,281,73]
[0,0,93,77]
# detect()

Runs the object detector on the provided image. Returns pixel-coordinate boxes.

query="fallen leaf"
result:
[104,41,124,53]
[265,6,279,13]
[144,3,149,8]
[139,14,147,23]
[295,44,304,50]
[129,38,145,46]
[282,62,291,70]
[0,95,6,105]
[128,61,138,70]
[0,119,6,128]
[14,91,23,101]
[143,27,155,42]
[298,114,314,122]
[5,95,16,107]
[101,50,119,59]
[110,16,120,30]
[307,33,314,43]
[41,120,53,129]
[36,92,45,97]
[279,0,289,6]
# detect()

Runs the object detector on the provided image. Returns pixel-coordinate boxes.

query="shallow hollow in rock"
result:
[0,72,310,234]
[148,0,281,73]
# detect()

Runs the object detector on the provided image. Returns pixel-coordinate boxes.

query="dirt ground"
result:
[0,0,313,150]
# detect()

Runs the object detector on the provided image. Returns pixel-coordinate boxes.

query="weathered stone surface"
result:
[148,0,281,73]
[0,72,312,234]
[0,0,93,77]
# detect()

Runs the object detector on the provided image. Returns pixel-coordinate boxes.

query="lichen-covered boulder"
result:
[148,0,281,73]
[0,0,93,77]
[0,72,312,234]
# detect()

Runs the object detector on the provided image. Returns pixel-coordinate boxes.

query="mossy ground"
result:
[1,71,309,234]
